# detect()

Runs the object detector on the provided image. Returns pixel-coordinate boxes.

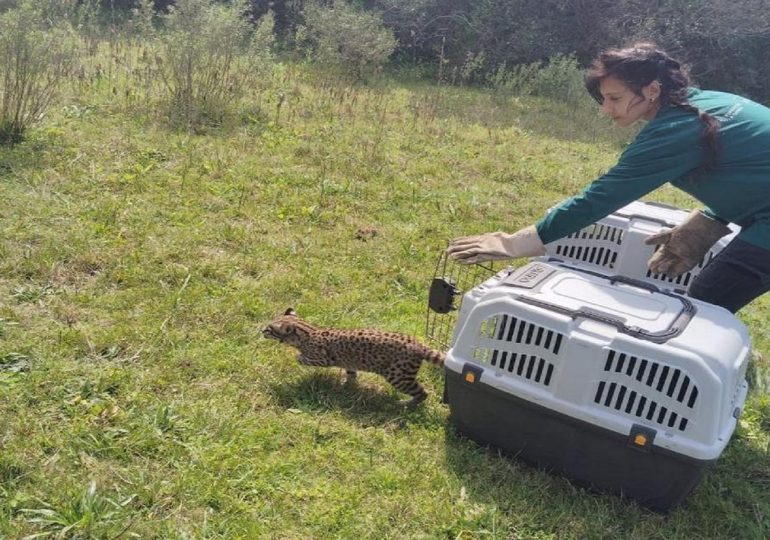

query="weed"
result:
[0,352,30,373]
[11,283,54,304]
[19,481,134,538]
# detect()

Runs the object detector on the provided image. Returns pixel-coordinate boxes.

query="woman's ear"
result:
[643,80,662,102]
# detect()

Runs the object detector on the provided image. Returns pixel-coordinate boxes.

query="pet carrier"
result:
[425,201,740,351]
[443,260,750,511]
[543,200,740,293]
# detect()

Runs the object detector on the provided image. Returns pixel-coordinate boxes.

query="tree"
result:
[297,0,397,80]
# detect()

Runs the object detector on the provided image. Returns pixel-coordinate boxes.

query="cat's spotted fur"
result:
[263,308,444,406]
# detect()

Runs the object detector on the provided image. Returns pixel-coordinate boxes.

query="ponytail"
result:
[670,100,719,177]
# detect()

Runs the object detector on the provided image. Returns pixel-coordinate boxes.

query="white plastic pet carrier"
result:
[443,260,750,510]
[426,201,740,352]
[543,200,740,292]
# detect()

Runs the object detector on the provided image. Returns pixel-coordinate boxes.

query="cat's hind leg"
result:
[385,370,427,408]
[344,369,358,384]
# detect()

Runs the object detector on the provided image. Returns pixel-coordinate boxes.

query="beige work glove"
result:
[645,210,731,277]
[447,225,546,264]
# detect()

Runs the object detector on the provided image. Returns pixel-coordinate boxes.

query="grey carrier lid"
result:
[501,262,695,344]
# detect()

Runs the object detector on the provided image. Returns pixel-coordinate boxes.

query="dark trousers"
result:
[688,239,770,313]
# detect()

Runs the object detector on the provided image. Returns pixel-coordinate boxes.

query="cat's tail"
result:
[422,346,445,366]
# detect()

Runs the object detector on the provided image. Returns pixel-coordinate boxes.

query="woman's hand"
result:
[645,210,731,276]
[446,226,546,264]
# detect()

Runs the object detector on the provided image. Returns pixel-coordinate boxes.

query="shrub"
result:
[0,1,78,145]
[296,0,397,80]
[156,0,275,130]
[132,0,157,39]
[488,54,588,107]
[251,8,277,69]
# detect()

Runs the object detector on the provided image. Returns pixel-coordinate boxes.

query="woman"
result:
[447,42,770,313]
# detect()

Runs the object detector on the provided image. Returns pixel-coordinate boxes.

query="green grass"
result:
[1,41,769,539]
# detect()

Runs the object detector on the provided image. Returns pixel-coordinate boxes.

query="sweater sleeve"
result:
[701,206,729,224]
[535,117,704,244]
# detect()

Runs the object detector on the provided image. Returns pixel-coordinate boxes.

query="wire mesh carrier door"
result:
[425,249,500,351]
[543,200,740,293]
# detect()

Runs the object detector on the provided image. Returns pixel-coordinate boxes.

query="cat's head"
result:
[262,307,305,346]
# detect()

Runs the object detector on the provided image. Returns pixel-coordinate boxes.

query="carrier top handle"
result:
[503,262,696,344]
[512,296,695,344]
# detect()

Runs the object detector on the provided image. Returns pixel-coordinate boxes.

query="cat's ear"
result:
[284,307,297,317]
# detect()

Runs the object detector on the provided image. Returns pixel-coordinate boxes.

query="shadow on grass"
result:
[268,370,438,427]
[439,414,770,537]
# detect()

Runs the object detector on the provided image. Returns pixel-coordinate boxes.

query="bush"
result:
[251,8,277,68]
[0,1,78,145]
[296,0,397,80]
[156,0,275,130]
[132,0,157,39]
[488,54,588,107]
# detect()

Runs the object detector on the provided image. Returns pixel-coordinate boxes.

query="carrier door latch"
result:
[461,363,484,385]
[628,424,657,452]
[429,278,459,314]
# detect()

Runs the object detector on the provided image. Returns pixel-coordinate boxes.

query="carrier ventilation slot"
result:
[489,350,555,386]
[488,314,564,354]
[474,315,563,387]
[602,350,699,407]
[593,381,690,432]
[646,248,717,287]
[595,350,698,432]
[554,244,620,269]
[568,223,624,245]
[729,362,748,409]
[552,224,623,269]
[646,268,694,288]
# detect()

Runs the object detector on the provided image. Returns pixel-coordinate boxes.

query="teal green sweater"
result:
[536,89,770,250]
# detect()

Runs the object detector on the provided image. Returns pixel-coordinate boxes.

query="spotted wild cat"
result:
[263,308,444,406]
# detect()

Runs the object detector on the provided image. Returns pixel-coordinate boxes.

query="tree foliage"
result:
[296,1,396,80]
[4,0,770,100]
[360,0,770,99]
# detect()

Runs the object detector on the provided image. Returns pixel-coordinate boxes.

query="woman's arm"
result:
[536,119,703,244]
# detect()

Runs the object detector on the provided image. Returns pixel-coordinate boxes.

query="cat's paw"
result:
[403,393,428,409]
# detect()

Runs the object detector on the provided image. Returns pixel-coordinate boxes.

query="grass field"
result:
[1,42,770,539]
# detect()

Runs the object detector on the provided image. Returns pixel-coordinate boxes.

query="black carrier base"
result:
[445,368,713,512]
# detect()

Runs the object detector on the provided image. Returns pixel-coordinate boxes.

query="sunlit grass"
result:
[0,35,768,539]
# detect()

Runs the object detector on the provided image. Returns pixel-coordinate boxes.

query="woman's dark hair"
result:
[585,42,719,178]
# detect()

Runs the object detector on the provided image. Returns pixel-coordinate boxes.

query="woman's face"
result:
[598,76,660,127]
